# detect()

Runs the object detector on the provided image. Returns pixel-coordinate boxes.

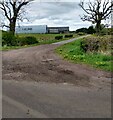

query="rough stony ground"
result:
[2,42,111,89]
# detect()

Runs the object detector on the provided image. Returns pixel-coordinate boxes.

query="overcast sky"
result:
[20,0,93,31]
[0,0,111,31]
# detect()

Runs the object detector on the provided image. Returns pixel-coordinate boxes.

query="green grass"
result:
[2,33,79,51]
[17,33,79,44]
[56,38,112,72]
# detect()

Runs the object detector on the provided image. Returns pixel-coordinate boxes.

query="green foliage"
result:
[76,26,96,34]
[55,36,63,40]
[87,26,96,34]
[2,33,80,50]
[2,31,17,46]
[2,31,38,46]
[77,32,86,35]
[94,24,111,36]
[17,36,39,46]
[76,28,88,33]
[56,36,112,72]
[99,28,108,35]
[80,36,111,53]
[107,28,113,35]
[64,34,73,38]
[80,40,89,53]
[80,39,99,53]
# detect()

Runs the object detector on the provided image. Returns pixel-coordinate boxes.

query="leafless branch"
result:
[0,0,33,34]
[79,0,113,33]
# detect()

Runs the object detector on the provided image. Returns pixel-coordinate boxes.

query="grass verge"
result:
[56,38,112,72]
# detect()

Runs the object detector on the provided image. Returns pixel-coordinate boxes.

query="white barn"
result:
[15,25,47,34]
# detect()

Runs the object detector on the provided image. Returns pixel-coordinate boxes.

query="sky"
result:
[0,0,112,31]
[18,0,93,31]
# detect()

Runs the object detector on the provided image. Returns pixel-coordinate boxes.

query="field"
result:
[56,35,113,72]
[2,33,79,50]
[18,33,80,43]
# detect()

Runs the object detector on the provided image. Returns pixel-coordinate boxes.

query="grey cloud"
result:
[23,1,91,30]
[28,2,79,19]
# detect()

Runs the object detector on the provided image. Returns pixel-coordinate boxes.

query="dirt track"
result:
[2,38,111,89]
[2,37,112,118]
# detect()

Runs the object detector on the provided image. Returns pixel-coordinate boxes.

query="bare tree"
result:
[79,0,113,34]
[0,0,33,35]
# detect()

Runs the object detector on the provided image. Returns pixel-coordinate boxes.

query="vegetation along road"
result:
[3,35,111,118]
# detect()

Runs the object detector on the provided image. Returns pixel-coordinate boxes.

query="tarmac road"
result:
[3,80,111,118]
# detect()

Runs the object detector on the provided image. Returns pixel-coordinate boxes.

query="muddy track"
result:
[2,39,111,89]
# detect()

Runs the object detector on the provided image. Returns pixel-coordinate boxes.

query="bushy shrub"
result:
[80,40,89,53]
[107,28,113,35]
[99,28,108,35]
[55,36,63,40]
[87,26,96,34]
[80,36,111,53]
[64,34,73,38]
[80,40,99,53]
[17,36,38,46]
[2,31,17,46]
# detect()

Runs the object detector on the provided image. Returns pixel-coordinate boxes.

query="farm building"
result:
[47,27,69,33]
[15,25,69,34]
[15,25,47,34]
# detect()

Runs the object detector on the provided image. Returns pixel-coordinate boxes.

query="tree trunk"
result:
[9,18,16,35]
[96,21,101,34]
